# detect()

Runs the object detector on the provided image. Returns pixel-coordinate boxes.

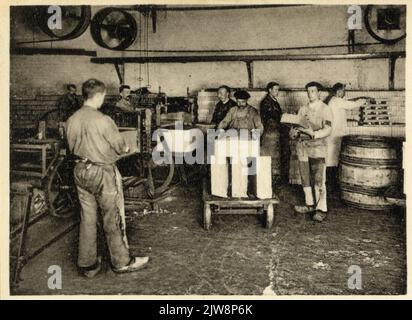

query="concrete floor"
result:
[11,183,406,296]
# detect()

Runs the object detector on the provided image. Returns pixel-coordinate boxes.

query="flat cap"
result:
[234,90,251,100]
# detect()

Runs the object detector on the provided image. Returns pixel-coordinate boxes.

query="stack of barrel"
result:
[339,135,403,211]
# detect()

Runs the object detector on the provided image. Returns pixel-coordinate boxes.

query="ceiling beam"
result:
[11,47,97,57]
[90,52,405,64]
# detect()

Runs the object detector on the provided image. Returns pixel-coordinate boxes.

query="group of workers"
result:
[210,82,366,222]
[62,78,366,278]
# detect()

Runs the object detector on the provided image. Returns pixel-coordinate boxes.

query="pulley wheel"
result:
[34,5,91,40]
[91,7,138,50]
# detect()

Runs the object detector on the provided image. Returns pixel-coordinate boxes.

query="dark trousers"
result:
[74,162,130,269]
[326,166,339,193]
[280,127,290,184]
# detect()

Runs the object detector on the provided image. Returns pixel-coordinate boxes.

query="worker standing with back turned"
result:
[66,79,149,277]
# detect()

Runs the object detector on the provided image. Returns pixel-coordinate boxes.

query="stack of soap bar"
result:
[256,156,272,199]
[231,160,249,198]
[210,155,229,198]
[214,136,260,159]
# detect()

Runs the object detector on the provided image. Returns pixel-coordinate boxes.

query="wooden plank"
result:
[205,198,279,206]
[216,208,258,215]
[12,47,97,57]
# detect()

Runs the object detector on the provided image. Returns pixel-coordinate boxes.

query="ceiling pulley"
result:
[364,5,406,45]
[90,7,138,51]
[34,6,91,40]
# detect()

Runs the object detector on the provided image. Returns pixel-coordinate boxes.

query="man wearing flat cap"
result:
[289,82,332,222]
[217,90,264,199]
[217,90,264,132]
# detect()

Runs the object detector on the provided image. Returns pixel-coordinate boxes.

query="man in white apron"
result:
[290,82,332,222]
[326,83,366,192]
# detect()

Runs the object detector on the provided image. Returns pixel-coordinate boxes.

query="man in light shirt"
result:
[326,83,367,192]
[67,79,149,277]
[290,82,332,222]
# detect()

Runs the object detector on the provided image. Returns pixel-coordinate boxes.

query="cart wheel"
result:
[203,203,212,230]
[265,204,274,229]
[46,156,78,218]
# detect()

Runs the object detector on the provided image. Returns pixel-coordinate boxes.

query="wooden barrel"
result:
[339,135,403,210]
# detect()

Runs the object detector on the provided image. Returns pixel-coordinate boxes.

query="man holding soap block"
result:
[283,82,333,222]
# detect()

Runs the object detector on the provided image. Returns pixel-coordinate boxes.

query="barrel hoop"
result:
[343,142,400,149]
[341,199,394,211]
[342,135,404,149]
[339,182,390,196]
[340,155,401,168]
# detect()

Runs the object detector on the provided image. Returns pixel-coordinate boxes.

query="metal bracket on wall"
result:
[114,62,125,84]
[245,61,254,89]
[388,56,398,91]
[348,30,356,54]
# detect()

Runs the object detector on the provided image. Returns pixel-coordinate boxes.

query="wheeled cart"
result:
[202,179,279,230]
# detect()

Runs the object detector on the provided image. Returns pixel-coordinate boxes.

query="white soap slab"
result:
[256,156,273,199]
[211,155,229,198]
[231,159,249,198]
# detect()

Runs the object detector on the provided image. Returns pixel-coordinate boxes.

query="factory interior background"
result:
[8,4,406,295]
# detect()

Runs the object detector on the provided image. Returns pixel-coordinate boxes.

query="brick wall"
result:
[10,94,119,129]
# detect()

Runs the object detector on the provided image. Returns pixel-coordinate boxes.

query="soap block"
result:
[211,156,229,198]
[120,129,139,153]
[214,136,260,159]
[256,156,272,199]
[231,159,249,198]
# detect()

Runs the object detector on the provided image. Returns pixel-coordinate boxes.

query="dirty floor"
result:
[11,184,406,296]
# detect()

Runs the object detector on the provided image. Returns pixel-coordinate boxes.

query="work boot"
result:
[113,256,149,274]
[294,205,315,214]
[247,192,258,200]
[79,256,102,278]
[312,211,327,222]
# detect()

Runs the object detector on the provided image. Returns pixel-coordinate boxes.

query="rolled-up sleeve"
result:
[313,106,333,140]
